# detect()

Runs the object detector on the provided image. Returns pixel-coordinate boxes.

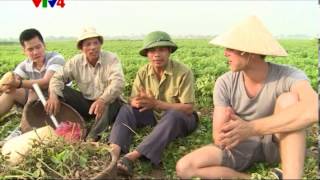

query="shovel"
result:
[32,83,82,141]
[32,83,59,128]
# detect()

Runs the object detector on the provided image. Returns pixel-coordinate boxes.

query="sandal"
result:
[117,156,134,177]
[270,168,283,180]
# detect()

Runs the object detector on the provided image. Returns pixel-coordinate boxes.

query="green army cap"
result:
[139,31,178,56]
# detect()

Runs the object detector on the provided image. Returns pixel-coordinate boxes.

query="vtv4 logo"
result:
[32,0,65,8]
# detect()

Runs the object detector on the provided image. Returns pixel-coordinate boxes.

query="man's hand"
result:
[136,95,157,112]
[89,98,106,120]
[45,93,61,116]
[0,78,20,93]
[219,114,254,150]
[130,96,141,109]
[130,87,157,112]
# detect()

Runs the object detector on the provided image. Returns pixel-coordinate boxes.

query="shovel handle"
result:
[32,83,59,128]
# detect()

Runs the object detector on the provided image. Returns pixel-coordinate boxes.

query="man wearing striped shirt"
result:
[0,28,65,143]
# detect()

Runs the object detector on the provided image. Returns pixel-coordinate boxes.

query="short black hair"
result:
[19,28,44,47]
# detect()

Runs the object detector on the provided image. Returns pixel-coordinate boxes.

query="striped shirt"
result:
[14,52,65,80]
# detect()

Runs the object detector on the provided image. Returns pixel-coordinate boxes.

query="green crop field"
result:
[0,39,318,179]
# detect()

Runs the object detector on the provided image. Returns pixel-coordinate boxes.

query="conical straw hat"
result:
[210,16,288,57]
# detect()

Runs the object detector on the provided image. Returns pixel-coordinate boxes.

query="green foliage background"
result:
[0,39,318,179]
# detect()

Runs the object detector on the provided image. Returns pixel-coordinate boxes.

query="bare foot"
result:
[110,143,121,160]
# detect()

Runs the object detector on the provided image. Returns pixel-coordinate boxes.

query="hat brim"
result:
[139,41,177,56]
[209,16,288,57]
[77,35,103,49]
[210,36,288,57]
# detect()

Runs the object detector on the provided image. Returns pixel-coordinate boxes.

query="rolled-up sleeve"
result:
[99,56,125,104]
[49,59,74,97]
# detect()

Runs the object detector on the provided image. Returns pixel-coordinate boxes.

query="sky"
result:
[0,0,319,39]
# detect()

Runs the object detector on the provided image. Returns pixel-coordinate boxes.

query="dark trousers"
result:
[61,86,123,139]
[109,104,198,165]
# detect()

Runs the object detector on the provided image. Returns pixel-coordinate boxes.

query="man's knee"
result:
[118,104,132,114]
[62,86,74,99]
[163,109,187,122]
[276,129,306,142]
[161,110,187,128]
[276,92,299,110]
[0,92,14,100]
[1,88,28,105]
[176,158,194,178]
[106,99,123,122]
[26,90,37,103]
[114,104,133,122]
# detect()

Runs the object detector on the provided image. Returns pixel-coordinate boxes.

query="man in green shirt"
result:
[109,31,198,176]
